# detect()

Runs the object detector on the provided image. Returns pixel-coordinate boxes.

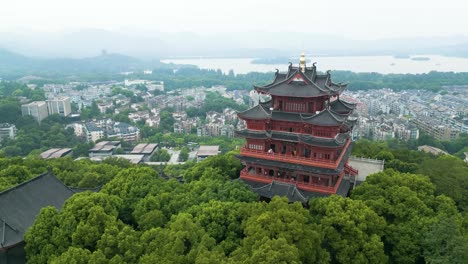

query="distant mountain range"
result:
[1,29,468,59]
[0,48,169,79]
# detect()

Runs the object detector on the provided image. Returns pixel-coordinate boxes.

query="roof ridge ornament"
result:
[299,52,306,73]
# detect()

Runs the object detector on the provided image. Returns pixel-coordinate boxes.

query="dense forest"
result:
[0,141,466,263]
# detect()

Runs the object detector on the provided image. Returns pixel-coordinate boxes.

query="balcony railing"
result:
[240,139,350,170]
[344,164,359,176]
[240,168,341,195]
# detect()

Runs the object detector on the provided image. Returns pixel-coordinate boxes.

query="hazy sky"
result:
[1,0,467,39]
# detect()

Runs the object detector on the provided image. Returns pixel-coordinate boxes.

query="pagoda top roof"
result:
[254,63,347,98]
[238,104,351,127]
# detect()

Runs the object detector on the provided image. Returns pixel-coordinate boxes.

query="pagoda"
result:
[236,53,358,203]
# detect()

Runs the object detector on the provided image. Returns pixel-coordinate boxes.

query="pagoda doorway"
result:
[269,144,276,153]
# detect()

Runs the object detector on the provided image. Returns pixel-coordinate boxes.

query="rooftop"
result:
[40,148,73,159]
[197,145,220,157]
[0,172,75,250]
[131,143,158,154]
[254,62,347,98]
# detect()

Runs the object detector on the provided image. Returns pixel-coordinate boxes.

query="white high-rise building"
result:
[47,97,71,116]
[0,123,17,142]
[21,101,48,123]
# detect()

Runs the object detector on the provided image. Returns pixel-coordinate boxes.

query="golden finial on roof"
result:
[299,52,306,72]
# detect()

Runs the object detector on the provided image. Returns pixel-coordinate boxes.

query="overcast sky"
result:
[1,0,467,39]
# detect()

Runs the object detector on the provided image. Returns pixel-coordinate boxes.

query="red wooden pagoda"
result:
[236,54,358,202]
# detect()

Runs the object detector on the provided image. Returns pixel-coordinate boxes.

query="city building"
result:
[417,145,449,156]
[88,141,121,157]
[0,123,17,142]
[412,118,459,141]
[21,101,48,123]
[46,97,71,116]
[196,145,220,161]
[235,54,358,203]
[108,122,140,142]
[85,123,105,142]
[131,143,158,161]
[40,148,73,159]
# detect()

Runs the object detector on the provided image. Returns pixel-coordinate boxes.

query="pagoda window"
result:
[304,148,311,158]
[281,145,287,154]
[303,175,310,184]
[324,153,331,160]
[248,144,263,150]
[308,102,314,112]
[256,167,262,175]
[269,144,276,152]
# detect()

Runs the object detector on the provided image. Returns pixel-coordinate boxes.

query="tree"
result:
[158,110,175,132]
[179,147,189,162]
[351,169,462,263]
[310,196,388,264]
[150,149,171,162]
[25,207,61,264]
[418,155,468,212]
[230,197,329,264]
[422,216,468,263]
[184,152,242,182]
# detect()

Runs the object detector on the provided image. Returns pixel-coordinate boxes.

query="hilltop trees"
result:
[351,169,465,263]
[13,150,466,263]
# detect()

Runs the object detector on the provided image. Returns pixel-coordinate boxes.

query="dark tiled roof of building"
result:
[0,172,75,250]
[241,179,318,203]
[302,108,346,126]
[254,63,347,98]
[330,98,356,113]
[237,104,272,120]
[235,129,350,147]
[241,177,351,202]
[238,103,350,127]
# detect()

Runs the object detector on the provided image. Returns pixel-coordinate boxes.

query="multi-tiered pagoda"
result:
[236,54,358,203]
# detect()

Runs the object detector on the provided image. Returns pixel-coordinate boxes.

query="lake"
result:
[162,55,468,74]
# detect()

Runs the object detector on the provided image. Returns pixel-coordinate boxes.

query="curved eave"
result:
[236,129,350,147]
[302,109,346,126]
[254,69,333,98]
[237,104,271,120]
[330,98,356,109]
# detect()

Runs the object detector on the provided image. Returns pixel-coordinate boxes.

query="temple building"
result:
[236,54,358,203]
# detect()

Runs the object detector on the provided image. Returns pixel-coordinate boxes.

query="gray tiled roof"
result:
[302,109,346,126]
[235,129,350,147]
[0,172,75,250]
[330,98,356,113]
[241,177,351,202]
[237,104,272,120]
[255,63,347,98]
[238,104,349,127]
